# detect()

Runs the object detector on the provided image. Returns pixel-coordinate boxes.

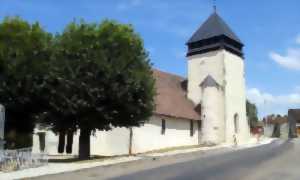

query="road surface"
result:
[33,139,300,180]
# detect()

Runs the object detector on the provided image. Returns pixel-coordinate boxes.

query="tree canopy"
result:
[0,17,52,148]
[0,17,155,157]
[39,20,155,159]
[246,100,259,128]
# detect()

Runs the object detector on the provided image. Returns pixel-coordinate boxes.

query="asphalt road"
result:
[33,139,300,180]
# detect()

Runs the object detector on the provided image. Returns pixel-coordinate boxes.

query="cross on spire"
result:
[213,0,217,12]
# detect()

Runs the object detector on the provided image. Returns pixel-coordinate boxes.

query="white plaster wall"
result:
[280,123,289,139]
[32,131,40,153]
[201,86,224,144]
[223,50,250,144]
[32,128,79,156]
[263,124,274,137]
[187,51,225,105]
[32,116,199,156]
[32,128,129,156]
[90,127,130,156]
[132,116,199,153]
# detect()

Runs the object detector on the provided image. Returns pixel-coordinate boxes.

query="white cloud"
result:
[269,35,300,70]
[294,86,300,93]
[247,88,274,106]
[296,35,300,44]
[269,48,300,70]
[247,88,300,118]
[116,0,142,11]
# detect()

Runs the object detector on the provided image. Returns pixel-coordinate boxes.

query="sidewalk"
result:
[143,137,275,157]
[0,137,275,180]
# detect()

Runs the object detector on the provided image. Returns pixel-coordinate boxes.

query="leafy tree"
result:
[246,100,258,128]
[271,115,282,138]
[41,20,155,159]
[0,17,52,148]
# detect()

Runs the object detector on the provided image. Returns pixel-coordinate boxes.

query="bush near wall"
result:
[4,129,32,149]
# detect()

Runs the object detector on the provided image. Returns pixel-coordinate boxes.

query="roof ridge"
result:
[152,68,186,80]
[214,13,241,42]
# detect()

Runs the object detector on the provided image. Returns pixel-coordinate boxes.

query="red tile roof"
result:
[263,115,288,125]
[153,69,200,121]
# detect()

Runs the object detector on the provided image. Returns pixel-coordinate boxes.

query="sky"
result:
[1,0,300,118]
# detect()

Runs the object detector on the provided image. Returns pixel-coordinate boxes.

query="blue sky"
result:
[1,0,300,117]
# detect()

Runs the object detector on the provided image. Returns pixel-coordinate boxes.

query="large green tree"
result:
[246,100,259,128]
[0,17,52,148]
[41,20,155,159]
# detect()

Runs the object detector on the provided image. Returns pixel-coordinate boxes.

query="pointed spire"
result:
[187,13,242,44]
[186,10,244,58]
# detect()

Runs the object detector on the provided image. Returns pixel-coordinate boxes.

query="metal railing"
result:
[0,147,48,172]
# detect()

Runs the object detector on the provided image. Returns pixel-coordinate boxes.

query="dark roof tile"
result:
[187,12,242,44]
[153,69,200,121]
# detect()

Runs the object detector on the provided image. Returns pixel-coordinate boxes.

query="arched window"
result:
[234,113,239,133]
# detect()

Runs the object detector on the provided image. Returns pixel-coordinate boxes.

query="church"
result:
[32,11,250,156]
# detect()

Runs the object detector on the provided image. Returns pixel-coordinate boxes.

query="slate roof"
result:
[153,69,200,121]
[187,12,242,44]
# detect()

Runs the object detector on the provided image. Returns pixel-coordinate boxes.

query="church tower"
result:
[186,12,250,144]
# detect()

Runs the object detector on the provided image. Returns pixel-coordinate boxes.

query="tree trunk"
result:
[79,128,91,160]
[58,131,66,153]
[66,130,73,154]
[272,123,281,138]
[129,127,133,155]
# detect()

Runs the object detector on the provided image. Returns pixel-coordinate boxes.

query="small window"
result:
[161,119,166,135]
[190,120,194,137]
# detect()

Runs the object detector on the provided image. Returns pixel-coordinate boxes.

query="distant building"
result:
[32,11,250,156]
[251,121,264,135]
[263,115,288,139]
[288,109,300,138]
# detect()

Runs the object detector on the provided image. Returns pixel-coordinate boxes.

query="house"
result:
[32,11,250,156]
[33,69,201,156]
[263,115,289,139]
[251,121,264,135]
[288,109,300,138]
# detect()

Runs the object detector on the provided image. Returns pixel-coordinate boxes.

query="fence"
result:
[0,147,48,172]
